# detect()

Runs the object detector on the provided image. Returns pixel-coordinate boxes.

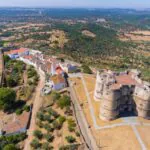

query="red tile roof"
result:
[3,111,30,135]
[111,73,140,90]
[56,66,63,74]
[5,48,28,55]
[23,55,33,60]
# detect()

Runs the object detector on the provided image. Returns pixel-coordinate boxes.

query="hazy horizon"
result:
[0,0,150,9]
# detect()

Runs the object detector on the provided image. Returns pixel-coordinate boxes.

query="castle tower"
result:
[94,71,116,101]
[94,72,104,101]
[100,89,121,121]
[134,85,150,119]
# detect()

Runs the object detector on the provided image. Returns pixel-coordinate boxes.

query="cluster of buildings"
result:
[5,47,78,94]
[0,47,79,136]
[94,69,150,121]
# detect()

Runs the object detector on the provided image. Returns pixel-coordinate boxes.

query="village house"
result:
[5,48,29,59]
[59,62,78,73]
[0,111,31,136]
[50,74,67,91]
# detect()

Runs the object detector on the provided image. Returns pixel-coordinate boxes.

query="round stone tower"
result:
[100,89,121,121]
[94,71,116,101]
[134,85,150,119]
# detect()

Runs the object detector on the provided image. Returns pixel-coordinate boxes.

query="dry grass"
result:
[49,30,68,48]
[131,30,150,36]
[137,126,150,149]
[120,30,150,42]
[137,117,150,124]
[70,77,87,104]
[92,126,141,150]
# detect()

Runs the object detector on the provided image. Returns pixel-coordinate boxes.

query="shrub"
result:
[81,65,92,74]
[23,105,30,112]
[65,106,73,116]
[68,126,75,132]
[68,118,76,132]
[52,120,62,130]
[59,145,78,150]
[58,116,66,125]
[65,136,76,143]
[36,112,44,121]
[33,130,43,139]
[47,108,59,118]
[15,109,23,115]
[41,142,49,150]
[27,80,33,85]
[0,88,16,111]
[57,95,71,109]
[30,138,41,149]
[43,114,52,122]
[75,131,80,137]
[43,123,54,132]
[27,67,37,78]
[43,133,54,142]
[7,76,17,87]
[51,91,61,102]
[36,120,43,128]
[41,142,53,150]
[3,144,17,150]
[5,133,27,144]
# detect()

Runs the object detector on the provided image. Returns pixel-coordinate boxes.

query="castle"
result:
[94,69,150,121]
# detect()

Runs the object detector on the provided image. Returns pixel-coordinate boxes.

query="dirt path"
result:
[24,72,45,150]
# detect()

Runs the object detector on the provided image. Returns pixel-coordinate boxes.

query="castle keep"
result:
[94,70,150,121]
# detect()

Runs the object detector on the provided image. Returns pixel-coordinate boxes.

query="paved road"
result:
[68,79,99,150]
[24,71,45,150]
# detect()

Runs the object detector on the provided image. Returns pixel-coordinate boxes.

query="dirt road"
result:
[24,71,45,150]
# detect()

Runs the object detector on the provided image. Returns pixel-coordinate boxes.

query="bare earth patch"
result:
[120,30,150,42]
[82,30,96,38]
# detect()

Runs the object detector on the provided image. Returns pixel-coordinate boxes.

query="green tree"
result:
[43,133,54,142]
[3,144,17,150]
[7,76,17,87]
[0,88,16,111]
[4,55,11,63]
[81,65,92,74]
[51,91,61,102]
[33,130,43,139]
[68,118,76,132]
[65,136,76,143]
[57,95,71,109]
[30,139,41,149]
[41,142,53,150]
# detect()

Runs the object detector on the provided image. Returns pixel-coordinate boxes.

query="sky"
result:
[0,0,150,8]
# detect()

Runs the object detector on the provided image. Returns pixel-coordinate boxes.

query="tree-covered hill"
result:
[50,23,150,81]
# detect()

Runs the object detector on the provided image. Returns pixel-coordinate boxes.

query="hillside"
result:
[0,8,149,81]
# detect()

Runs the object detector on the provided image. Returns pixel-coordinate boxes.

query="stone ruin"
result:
[94,69,150,121]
